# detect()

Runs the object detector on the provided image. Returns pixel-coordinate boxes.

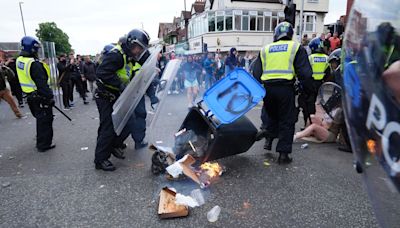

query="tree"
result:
[35,22,72,55]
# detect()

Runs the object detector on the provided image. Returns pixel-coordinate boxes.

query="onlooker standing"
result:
[324,32,332,54]
[329,32,341,52]
[82,55,97,99]
[0,63,23,118]
[244,52,251,72]
[225,47,238,76]
[203,52,215,90]
[66,53,88,105]
[57,54,71,109]
[214,54,224,81]
[183,55,201,108]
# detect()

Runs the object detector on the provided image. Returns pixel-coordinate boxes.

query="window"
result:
[242,12,249,31]
[208,12,215,32]
[234,10,242,30]
[249,11,257,31]
[304,13,316,32]
[257,12,263,31]
[216,11,224,31]
[225,10,233,31]
[278,12,285,23]
[264,11,272,31]
[272,12,278,30]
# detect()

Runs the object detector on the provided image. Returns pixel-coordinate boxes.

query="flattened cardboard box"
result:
[158,187,189,219]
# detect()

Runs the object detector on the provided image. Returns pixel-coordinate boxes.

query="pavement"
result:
[0,90,378,228]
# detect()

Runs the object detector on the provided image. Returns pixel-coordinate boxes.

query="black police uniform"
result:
[94,50,131,166]
[253,40,313,157]
[22,53,54,151]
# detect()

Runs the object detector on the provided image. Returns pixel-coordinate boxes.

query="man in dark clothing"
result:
[0,63,23,118]
[82,55,97,99]
[5,58,24,107]
[16,36,55,152]
[66,53,88,105]
[253,22,313,164]
[225,47,238,76]
[57,54,71,109]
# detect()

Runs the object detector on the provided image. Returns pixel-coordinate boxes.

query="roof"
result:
[158,23,174,38]
[191,1,205,15]
[0,42,20,51]
[181,11,192,20]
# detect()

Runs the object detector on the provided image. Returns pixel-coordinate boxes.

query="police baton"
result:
[53,105,72,121]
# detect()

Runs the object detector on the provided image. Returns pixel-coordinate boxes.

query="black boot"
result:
[111,148,125,159]
[277,153,293,164]
[264,138,273,150]
[95,160,116,171]
[135,141,148,150]
[37,144,56,152]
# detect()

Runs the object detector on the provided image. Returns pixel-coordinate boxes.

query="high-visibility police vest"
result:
[309,53,328,80]
[260,40,300,81]
[103,44,133,91]
[16,56,39,93]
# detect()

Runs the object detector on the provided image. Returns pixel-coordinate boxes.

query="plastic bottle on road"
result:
[301,143,309,149]
[207,205,221,222]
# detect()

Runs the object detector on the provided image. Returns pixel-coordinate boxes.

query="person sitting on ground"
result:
[294,104,343,143]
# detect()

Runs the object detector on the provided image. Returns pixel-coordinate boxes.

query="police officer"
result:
[253,22,313,164]
[16,36,55,152]
[298,38,330,127]
[94,29,150,171]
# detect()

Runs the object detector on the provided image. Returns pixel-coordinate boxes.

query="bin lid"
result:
[203,68,265,124]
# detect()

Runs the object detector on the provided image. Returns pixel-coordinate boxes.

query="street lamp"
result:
[19,1,26,36]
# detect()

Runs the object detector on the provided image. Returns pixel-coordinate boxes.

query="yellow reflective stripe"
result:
[288,42,298,72]
[261,47,267,71]
[263,70,293,74]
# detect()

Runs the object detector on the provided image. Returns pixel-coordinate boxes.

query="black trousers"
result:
[94,94,130,163]
[70,77,86,102]
[126,97,147,143]
[9,77,23,104]
[27,95,54,150]
[263,83,296,154]
[60,81,71,108]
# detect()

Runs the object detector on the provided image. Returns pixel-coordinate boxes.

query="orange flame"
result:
[200,162,223,178]
[367,139,376,155]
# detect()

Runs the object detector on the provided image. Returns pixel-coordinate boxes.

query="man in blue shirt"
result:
[203,52,215,90]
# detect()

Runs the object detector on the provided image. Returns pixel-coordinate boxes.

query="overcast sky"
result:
[1,0,346,55]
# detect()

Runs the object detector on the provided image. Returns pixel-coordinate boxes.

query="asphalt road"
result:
[0,90,378,227]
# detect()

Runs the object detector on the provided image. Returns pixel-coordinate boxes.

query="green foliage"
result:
[35,22,72,56]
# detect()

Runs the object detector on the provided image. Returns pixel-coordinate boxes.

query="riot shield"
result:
[112,45,162,135]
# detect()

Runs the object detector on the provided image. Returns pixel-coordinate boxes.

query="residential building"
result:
[187,0,329,53]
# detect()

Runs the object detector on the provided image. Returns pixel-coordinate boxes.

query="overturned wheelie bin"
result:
[149,67,265,166]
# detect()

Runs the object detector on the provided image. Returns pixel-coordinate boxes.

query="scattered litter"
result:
[17,172,21,175]
[158,187,189,219]
[263,160,270,167]
[156,141,163,144]
[2,182,11,188]
[91,117,99,120]
[301,143,309,149]
[81,147,89,151]
[0,154,2,158]
[167,113,172,116]
[165,160,184,178]
[175,128,187,137]
[33,168,36,171]
[190,189,205,206]
[8,156,15,160]
[175,193,199,208]
[207,205,221,222]
[99,185,105,189]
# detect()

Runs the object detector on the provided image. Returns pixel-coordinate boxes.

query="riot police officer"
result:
[16,36,55,152]
[253,22,313,163]
[298,38,330,127]
[94,29,150,171]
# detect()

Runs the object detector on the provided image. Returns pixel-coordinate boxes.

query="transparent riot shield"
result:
[112,45,162,135]
[317,82,342,120]
[39,41,62,107]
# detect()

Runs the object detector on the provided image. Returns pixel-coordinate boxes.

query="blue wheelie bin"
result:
[178,68,266,162]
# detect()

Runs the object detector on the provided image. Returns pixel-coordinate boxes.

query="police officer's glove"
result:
[42,98,55,107]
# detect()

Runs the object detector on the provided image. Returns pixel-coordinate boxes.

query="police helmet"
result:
[122,29,150,61]
[309,37,324,53]
[328,48,341,63]
[101,44,115,55]
[341,0,400,226]
[20,36,41,56]
[273,22,294,42]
